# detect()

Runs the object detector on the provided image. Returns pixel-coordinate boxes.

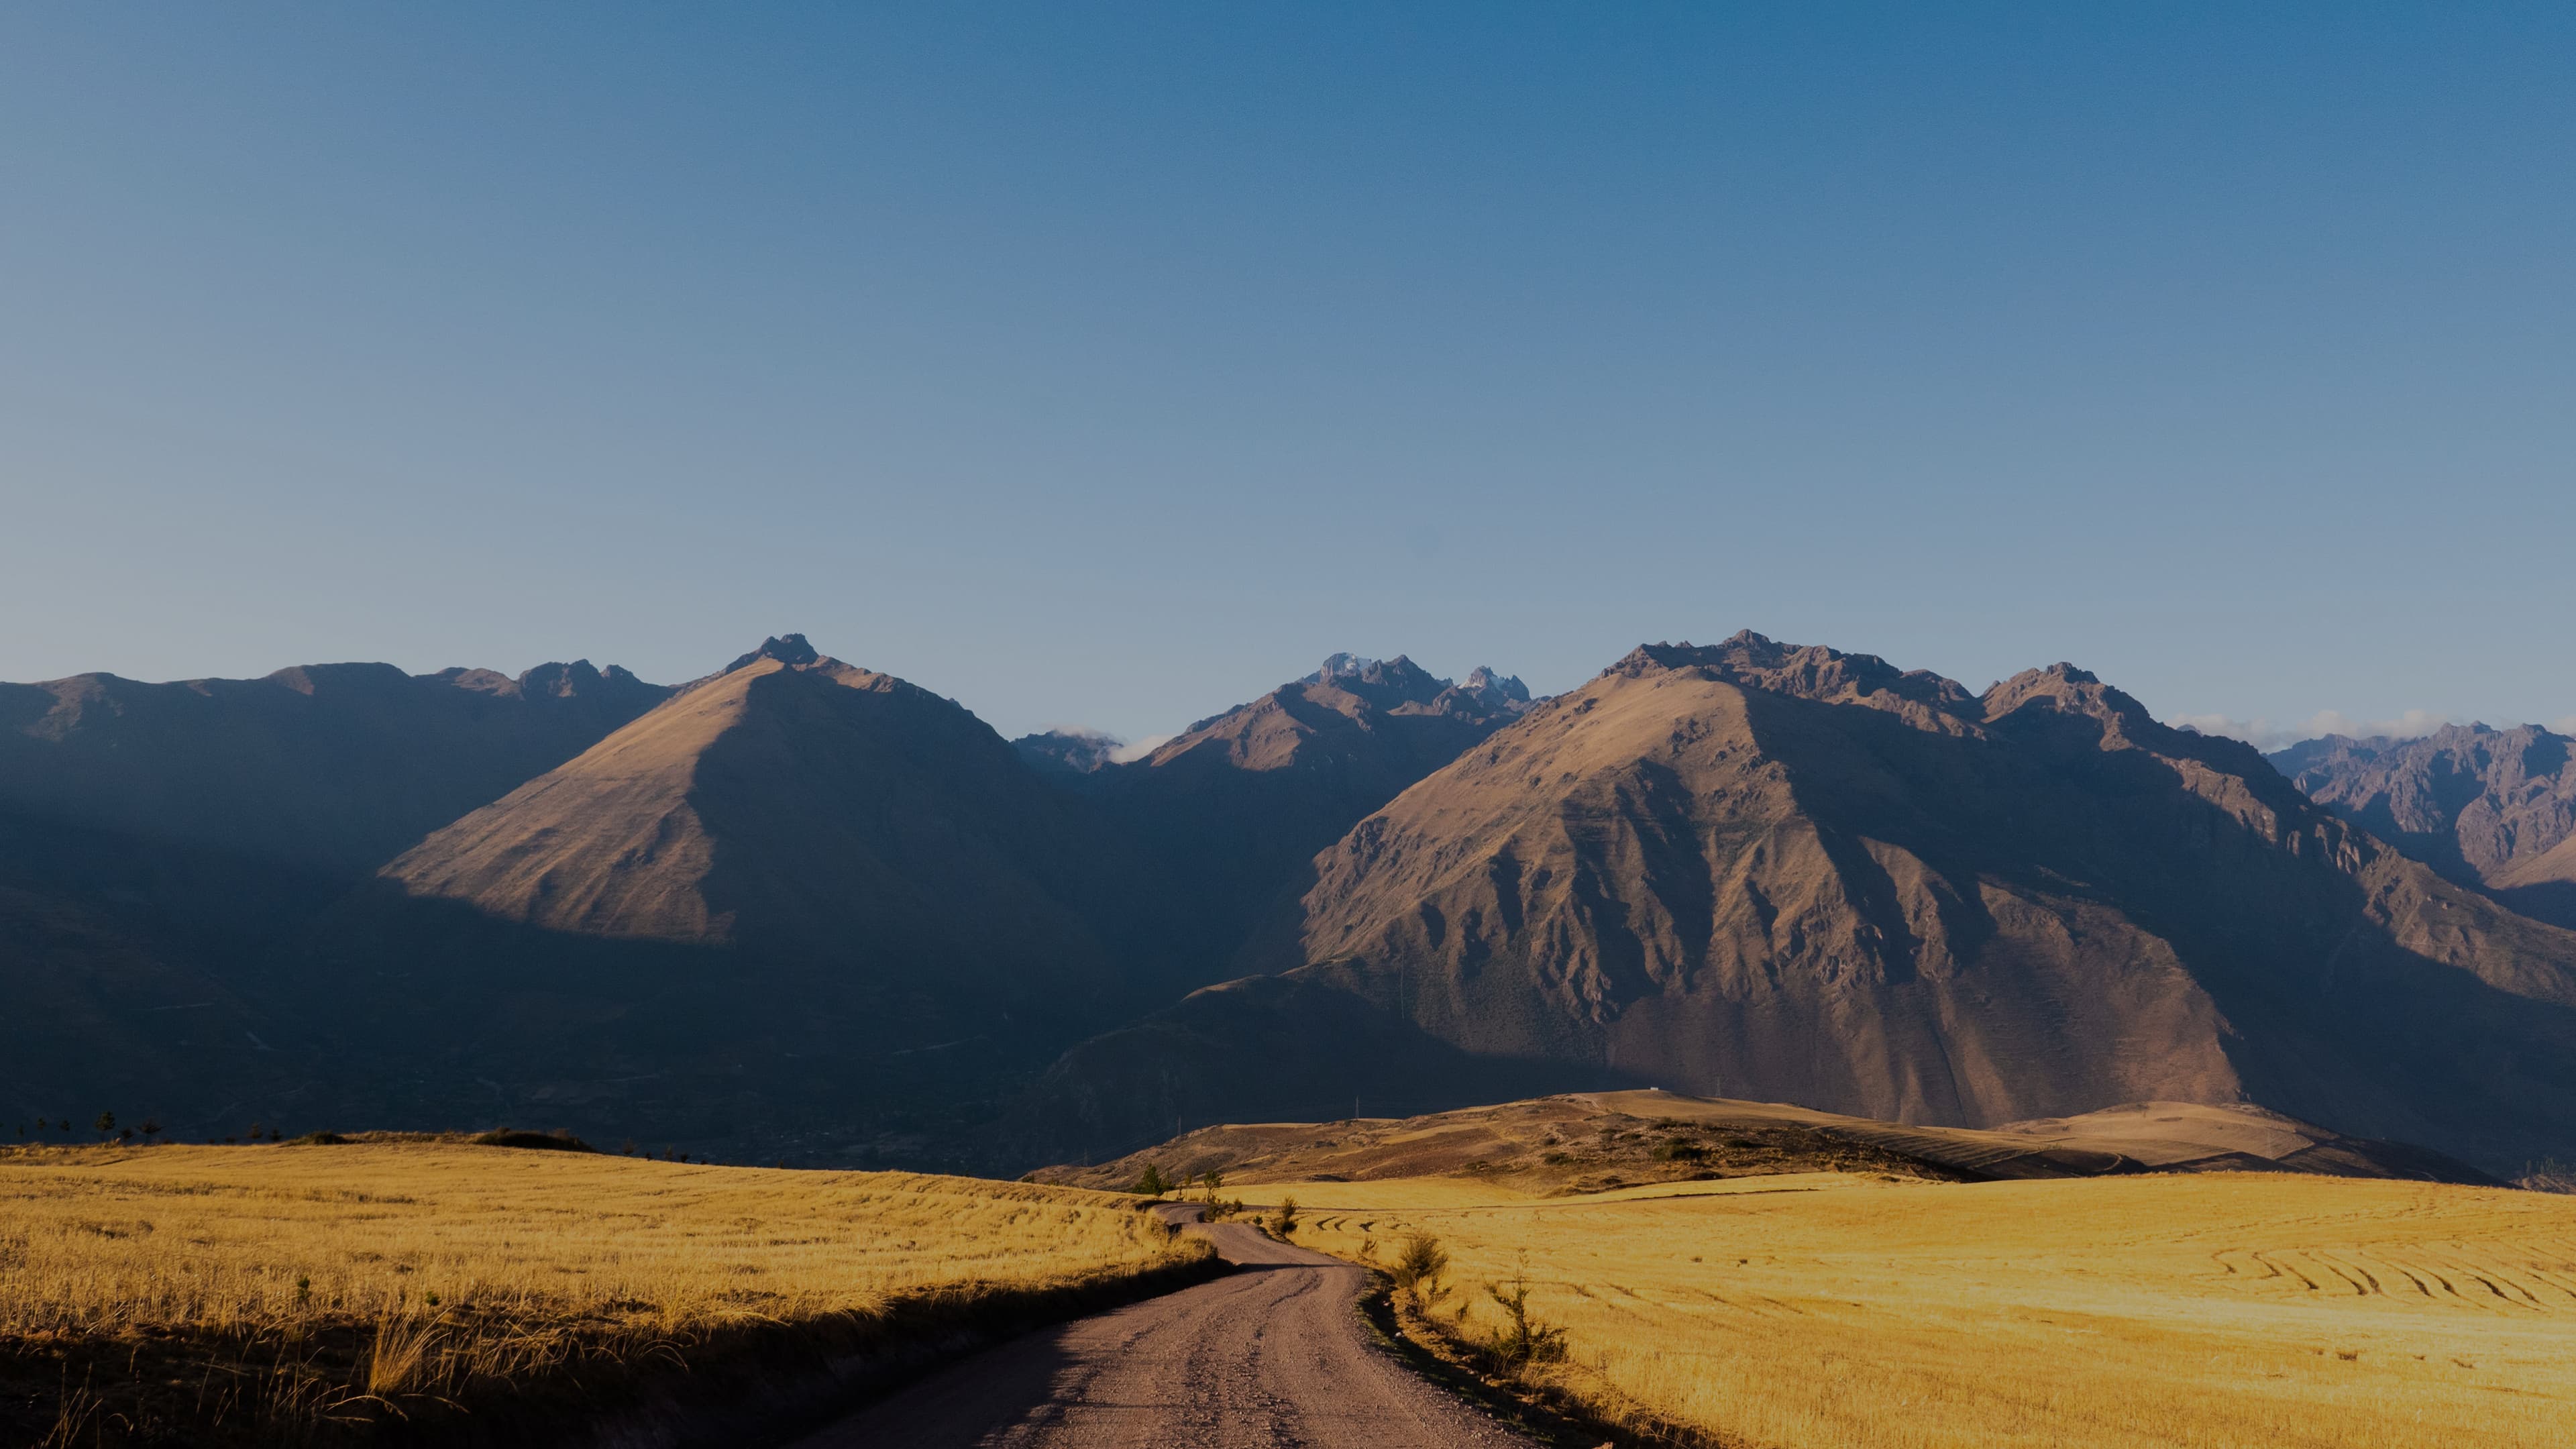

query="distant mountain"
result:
[0,651,670,1143]
[0,656,668,873]
[1012,727,1127,779]
[1028,633,2576,1176]
[2270,723,2576,927]
[1079,653,1539,983]
[15,627,2572,1179]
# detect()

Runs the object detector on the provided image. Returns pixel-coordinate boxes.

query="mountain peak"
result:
[1307,653,1450,707]
[1613,634,1977,718]
[1462,666,1530,706]
[727,633,822,673]
[1982,663,2154,733]
[1015,727,1127,776]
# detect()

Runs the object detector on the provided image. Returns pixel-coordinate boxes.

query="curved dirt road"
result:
[794,1210,1534,1448]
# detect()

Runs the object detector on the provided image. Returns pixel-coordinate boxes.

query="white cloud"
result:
[2301,708,2453,743]
[1108,733,1173,764]
[2554,715,2576,737]
[2169,708,2455,753]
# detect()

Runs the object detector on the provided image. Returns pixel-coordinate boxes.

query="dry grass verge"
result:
[0,1141,1211,1446]
[1352,1267,1711,1449]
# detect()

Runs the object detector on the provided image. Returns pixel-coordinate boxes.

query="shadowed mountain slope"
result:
[1074,653,1537,981]
[0,653,672,1144]
[0,657,667,873]
[1030,633,2576,1176]
[0,814,324,1135]
[2271,723,2576,928]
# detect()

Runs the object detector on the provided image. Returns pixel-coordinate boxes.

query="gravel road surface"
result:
[794,1209,1536,1448]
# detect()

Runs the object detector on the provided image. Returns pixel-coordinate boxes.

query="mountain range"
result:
[0,657,667,872]
[5,632,2573,1179]
[2271,723,2576,928]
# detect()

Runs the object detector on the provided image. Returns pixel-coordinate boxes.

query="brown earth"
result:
[1038,1090,2495,1198]
[798,1210,1535,1449]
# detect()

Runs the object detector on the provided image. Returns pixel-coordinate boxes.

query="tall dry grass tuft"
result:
[364,1314,443,1398]
[38,1368,102,1449]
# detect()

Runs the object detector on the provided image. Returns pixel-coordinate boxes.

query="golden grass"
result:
[2,1142,1175,1333]
[1291,1171,2576,1449]
[0,1141,1195,1444]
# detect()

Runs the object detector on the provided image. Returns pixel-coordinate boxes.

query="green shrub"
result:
[1392,1231,1450,1307]
[1482,1266,1568,1368]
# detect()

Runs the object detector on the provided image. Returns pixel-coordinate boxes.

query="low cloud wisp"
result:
[2171,709,2457,753]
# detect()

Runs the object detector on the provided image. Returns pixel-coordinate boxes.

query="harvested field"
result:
[1288,1171,2576,1449]
[0,1140,1203,1446]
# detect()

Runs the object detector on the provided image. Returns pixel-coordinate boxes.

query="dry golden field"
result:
[0,1139,1201,1446]
[1286,1171,2576,1449]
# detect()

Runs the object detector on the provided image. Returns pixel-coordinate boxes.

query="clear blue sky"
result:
[3,5,2569,747]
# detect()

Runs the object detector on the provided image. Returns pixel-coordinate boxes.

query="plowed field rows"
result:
[1287,1173,2576,1448]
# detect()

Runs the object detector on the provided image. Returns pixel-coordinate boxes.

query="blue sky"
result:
[2,5,2569,747]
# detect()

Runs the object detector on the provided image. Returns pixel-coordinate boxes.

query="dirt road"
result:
[794,1210,1536,1448]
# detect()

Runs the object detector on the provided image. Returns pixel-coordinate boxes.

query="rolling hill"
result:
[1041,1089,2496,1195]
